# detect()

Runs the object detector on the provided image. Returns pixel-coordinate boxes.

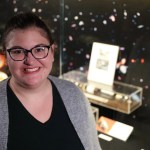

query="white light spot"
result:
[91,18,95,22]
[74,16,79,20]
[79,66,84,71]
[38,9,42,13]
[124,10,127,16]
[14,8,18,12]
[13,0,16,4]
[32,8,36,13]
[79,21,84,26]
[79,12,83,15]
[71,23,77,28]
[120,65,128,74]
[86,54,90,59]
[68,35,73,41]
[137,25,144,29]
[120,47,125,51]
[53,18,57,22]
[109,15,116,22]
[140,79,143,82]
[64,17,68,21]
[63,48,67,52]
[56,15,60,18]
[65,5,69,9]
[137,12,140,16]
[89,12,93,15]
[94,27,97,31]
[103,20,107,25]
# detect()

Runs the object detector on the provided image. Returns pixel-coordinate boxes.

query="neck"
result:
[9,77,51,102]
[9,77,53,123]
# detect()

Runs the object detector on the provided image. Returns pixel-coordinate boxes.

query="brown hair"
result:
[2,12,54,50]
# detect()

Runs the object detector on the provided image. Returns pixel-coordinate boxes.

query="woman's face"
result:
[5,27,54,88]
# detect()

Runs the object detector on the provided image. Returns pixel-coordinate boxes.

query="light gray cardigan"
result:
[0,75,101,150]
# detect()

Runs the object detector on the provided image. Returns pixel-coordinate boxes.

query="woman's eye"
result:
[35,47,45,52]
[11,49,23,54]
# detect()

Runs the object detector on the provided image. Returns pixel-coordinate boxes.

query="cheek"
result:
[46,57,54,69]
[6,57,13,68]
[49,50,54,62]
[39,54,54,69]
[6,57,20,73]
[7,62,15,72]
[43,55,54,73]
[6,53,14,65]
[46,53,54,65]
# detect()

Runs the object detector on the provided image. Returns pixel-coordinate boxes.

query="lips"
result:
[24,67,39,73]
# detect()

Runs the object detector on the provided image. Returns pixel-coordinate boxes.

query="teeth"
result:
[25,68,39,72]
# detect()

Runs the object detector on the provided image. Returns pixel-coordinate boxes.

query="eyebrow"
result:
[7,43,50,50]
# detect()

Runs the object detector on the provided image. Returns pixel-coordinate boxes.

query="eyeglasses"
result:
[6,44,52,61]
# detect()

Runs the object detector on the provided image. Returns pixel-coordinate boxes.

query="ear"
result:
[51,44,56,54]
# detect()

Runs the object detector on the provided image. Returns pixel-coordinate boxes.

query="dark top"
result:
[7,81,84,150]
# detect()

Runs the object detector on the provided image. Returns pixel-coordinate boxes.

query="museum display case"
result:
[91,106,99,122]
[60,70,143,114]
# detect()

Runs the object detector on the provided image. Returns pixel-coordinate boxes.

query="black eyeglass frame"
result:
[6,44,52,61]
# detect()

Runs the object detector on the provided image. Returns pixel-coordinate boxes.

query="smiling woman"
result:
[0,12,101,150]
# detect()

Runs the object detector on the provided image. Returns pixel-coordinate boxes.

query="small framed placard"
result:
[87,42,119,86]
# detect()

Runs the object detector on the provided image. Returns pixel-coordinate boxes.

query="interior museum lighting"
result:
[0,71,8,81]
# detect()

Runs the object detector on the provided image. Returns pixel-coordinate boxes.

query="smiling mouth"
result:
[24,67,39,73]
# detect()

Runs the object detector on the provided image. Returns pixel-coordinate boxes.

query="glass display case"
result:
[91,106,99,122]
[60,70,143,114]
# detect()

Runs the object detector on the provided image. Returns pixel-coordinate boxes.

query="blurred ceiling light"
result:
[0,54,6,69]
[0,71,8,81]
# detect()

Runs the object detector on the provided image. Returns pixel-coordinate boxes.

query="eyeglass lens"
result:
[8,45,50,61]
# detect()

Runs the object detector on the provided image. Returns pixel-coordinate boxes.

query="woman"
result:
[0,12,101,150]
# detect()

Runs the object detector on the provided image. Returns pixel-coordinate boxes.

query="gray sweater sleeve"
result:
[0,79,9,150]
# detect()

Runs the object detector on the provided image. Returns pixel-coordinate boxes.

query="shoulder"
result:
[0,79,9,149]
[49,75,75,86]
[48,75,92,121]
[0,78,8,106]
[48,75,87,104]
[49,75,80,92]
[0,78,8,94]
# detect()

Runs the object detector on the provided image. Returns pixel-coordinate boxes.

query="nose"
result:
[24,52,35,65]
